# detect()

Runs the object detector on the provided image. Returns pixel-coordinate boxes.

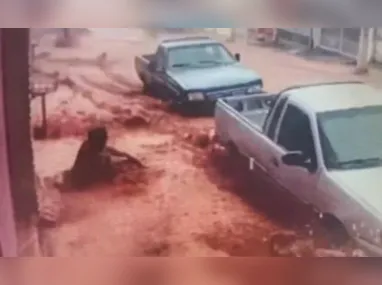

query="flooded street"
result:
[31,29,365,257]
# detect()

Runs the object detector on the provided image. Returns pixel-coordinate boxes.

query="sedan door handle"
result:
[271,157,279,167]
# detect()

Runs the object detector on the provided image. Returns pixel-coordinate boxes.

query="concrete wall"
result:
[0,28,40,256]
[0,29,18,257]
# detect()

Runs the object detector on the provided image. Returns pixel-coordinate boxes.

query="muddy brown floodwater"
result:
[32,74,284,256]
[34,126,282,256]
[32,31,368,257]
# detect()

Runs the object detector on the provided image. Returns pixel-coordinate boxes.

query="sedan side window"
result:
[277,104,317,168]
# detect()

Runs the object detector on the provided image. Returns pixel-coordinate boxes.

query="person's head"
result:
[87,126,108,152]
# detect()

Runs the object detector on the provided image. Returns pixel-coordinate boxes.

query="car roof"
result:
[284,82,382,113]
[160,37,219,49]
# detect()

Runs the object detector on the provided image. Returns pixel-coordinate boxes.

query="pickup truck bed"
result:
[243,110,269,130]
[216,93,278,136]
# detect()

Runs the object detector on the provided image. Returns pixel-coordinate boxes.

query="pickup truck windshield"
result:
[167,43,236,68]
[318,105,382,170]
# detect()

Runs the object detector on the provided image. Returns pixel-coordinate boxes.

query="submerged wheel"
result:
[321,214,350,247]
[226,141,240,157]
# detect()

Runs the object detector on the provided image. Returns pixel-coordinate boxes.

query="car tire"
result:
[170,101,190,115]
[226,141,240,157]
[321,214,350,248]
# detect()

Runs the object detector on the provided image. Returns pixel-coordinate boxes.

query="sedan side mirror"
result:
[234,53,241,61]
[282,151,306,167]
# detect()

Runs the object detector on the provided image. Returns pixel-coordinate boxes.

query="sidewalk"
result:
[224,38,370,92]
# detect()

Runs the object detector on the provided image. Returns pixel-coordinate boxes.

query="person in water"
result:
[70,126,144,189]
[70,127,115,189]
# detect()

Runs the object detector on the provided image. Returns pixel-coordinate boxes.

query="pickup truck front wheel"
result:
[226,141,240,157]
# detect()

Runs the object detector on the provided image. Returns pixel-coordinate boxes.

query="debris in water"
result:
[183,133,192,140]
[269,231,316,257]
[122,115,149,128]
[208,129,216,142]
[314,248,347,257]
[351,249,367,257]
[35,175,63,228]
[193,132,210,148]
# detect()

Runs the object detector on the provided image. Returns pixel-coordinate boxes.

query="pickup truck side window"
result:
[267,96,288,140]
[277,104,317,167]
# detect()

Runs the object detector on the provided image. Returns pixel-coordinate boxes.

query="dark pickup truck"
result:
[135,36,263,109]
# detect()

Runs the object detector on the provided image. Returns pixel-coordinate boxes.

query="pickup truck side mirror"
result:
[282,151,316,172]
[234,53,241,61]
[282,151,306,167]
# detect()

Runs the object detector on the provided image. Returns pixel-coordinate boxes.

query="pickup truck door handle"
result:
[271,157,279,167]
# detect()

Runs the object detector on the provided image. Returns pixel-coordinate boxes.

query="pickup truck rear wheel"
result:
[321,214,350,248]
[226,141,240,157]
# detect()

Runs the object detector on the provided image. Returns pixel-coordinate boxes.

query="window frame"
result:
[166,42,236,69]
[265,94,289,140]
[155,46,166,71]
[275,102,318,169]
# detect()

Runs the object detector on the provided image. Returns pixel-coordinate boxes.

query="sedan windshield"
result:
[318,105,382,170]
[167,43,235,68]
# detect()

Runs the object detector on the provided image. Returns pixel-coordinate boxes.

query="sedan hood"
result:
[167,64,261,90]
[329,167,382,215]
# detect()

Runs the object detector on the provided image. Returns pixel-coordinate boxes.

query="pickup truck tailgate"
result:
[216,93,277,130]
[215,93,279,163]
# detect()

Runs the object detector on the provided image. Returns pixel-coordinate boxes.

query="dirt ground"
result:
[31,30,369,257]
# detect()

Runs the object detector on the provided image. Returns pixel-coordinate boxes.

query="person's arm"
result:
[106,146,145,168]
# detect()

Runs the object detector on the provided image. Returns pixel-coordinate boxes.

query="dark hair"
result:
[87,127,108,152]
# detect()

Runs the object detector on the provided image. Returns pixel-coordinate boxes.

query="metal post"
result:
[339,28,344,54]
[309,28,314,49]
[41,92,47,138]
[227,28,236,42]
[30,78,57,140]
[29,43,37,67]
[355,28,369,74]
